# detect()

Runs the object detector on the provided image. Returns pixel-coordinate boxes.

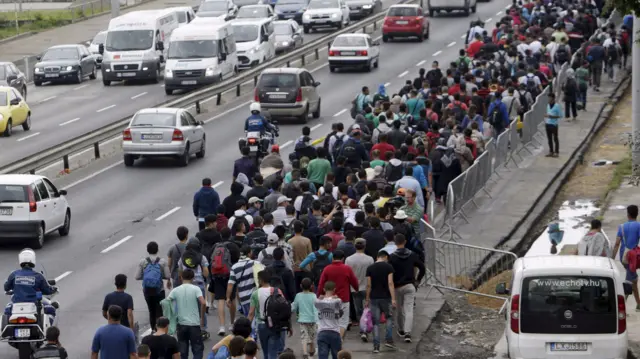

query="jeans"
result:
[257,323,285,359]
[240,303,258,341]
[197,284,207,330]
[317,330,342,359]
[606,59,617,80]
[143,289,165,331]
[578,86,587,108]
[177,324,204,359]
[564,101,577,118]
[370,298,393,346]
[545,124,559,154]
[590,62,602,88]
[395,284,416,334]
[352,291,366,330]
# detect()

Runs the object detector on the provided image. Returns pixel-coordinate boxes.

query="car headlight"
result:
[282,41,289,46]
[331,13,339,18]
[205,67,215,77]
[165,69,173,78]
[249,46,260,54]
[34,68,43,73]
[66,66,73,71]
[362,4,372,8]
[303,14,310,20]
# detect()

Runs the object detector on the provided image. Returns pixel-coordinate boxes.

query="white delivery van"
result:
[496,256,628,359]
[427,0,475,17]
[100,9,179,85]
[164,21,238,95]
[230,18,275,69]
[169,6,197,27]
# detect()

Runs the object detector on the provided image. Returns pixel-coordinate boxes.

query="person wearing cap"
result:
[227,200,253,233]
[399,189,424,235]
[246,197,263,217]
[271,196,292,228]
[258,233,293,270]
[344,237,373,341]
[193,178,221,231]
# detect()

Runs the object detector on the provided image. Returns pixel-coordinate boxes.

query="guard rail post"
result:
[63,155,70,172]
[236,83,241,97]
[94,142,101,159]
[24,57,30,83]
[504,121,521,169]
[315,48,319,60]
[195,101,201,114]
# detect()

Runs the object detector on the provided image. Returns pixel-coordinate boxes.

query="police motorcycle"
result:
[1,249,59,359]
[238,103,279,165]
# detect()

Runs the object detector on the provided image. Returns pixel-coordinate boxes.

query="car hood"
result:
[275,34,293,42]
[304,8,341,15]
[197,10,228,17]
[236,41,259,52]
[35,60,80,67]
[275,3,305,11]
[345,0,373,6]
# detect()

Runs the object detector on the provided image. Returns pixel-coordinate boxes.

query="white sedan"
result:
[328,33,380,72]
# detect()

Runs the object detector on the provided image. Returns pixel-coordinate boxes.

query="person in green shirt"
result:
[307,148,332,189]
[364,106,378,128]
[405,89,425,119]
[575,62,590,110]
[370,149,386,168]
[166,269,206,357]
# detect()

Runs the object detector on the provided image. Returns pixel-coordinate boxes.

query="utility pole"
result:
[110,0,120,18]
[633,15,640,177]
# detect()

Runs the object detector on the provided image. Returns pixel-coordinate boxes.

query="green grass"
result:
[603,154,632,200]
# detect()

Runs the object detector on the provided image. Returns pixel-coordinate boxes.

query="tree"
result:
[605,0,639,20]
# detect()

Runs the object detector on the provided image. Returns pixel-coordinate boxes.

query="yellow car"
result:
[0,86,31,137]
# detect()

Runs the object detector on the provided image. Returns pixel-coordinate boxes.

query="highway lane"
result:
[0,1,511,357]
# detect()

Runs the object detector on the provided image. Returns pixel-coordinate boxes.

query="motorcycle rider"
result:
[244,102,277,145]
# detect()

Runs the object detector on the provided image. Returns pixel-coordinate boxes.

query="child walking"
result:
[315,281,343,359]
[292,277,318,359]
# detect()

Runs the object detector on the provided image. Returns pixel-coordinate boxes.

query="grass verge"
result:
[604,153,632,201]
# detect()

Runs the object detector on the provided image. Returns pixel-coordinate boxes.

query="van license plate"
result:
[182,80,197,85]
[249,146,258,152]
[117,72,136,77]
[0,207,12,215]
[550,342,588,351]
[14,329,30,338]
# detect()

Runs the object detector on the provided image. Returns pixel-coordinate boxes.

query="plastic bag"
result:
[360,308,373,333]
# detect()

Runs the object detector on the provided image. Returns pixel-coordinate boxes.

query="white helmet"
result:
[249,102,261,113]
[18,248,36,267]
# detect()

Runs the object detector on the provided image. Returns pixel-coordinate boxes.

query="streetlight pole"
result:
[110,0,120,18]
[633,15,640,177]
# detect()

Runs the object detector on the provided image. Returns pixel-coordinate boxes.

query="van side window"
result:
[266,22,274,35]
[225,35,236,53]
[35,180,49,200]
[30,183,41,202]
[218,40,227,56]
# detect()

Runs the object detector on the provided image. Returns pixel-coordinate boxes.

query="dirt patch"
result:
[416,294,505,359]
[466,270,511,309]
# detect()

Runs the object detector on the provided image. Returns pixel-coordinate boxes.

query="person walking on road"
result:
[167,269,206,359]
[91,305,137,359]
[317,250,359,339]
[135,241,170,333]
[193,178,221,231]
[544,93,562,157]
[33,326,68,359]
[141,317,180,359]
[562,69,578,122]
[168,226,190,288]
[365,251,396,353]
[102,274,135,332]
[612,205,640,310]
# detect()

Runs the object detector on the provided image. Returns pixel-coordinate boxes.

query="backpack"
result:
[340,139,359,164]
[142,257,163,291]
[607,43,618,62]
[385,163,404,183]
[261,249,275,267]
[489,105,503,129]
[517,90,529,112]
[281,220,294,240]
[451,102,466,123]
[331,134,346,161]
[525,75,539,97]
[266,266,287,293]
[311,251,331,284]
[299,193,315,216]
[457,57,469,74]
[555,45,569,64]
[211,242,232,276]
[32,345,65,359]
[229,215,250,234]
[263,287,291,330]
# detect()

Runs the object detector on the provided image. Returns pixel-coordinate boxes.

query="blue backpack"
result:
[142,257,163,291]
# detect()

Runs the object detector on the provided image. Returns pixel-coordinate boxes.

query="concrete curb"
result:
[0,31,35,45]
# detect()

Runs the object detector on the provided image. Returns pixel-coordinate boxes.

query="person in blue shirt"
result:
[4,249,56,305]
[486,93,509,139]
[544,93,562,157]
[91,305,137,359]
[613,205,640,309]
[193,177,221,231]
[244,103,276,142]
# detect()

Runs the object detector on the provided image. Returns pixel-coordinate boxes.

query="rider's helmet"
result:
[250,102,261,115]
[18,248,36,268]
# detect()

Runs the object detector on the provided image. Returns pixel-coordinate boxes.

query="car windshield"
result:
[168,40,218,59]
[105,30,154,51]
[387,6,417,16]
[307,0,338,9]
[199,1,227,12]
[237,6,268,18]
[42,47,79,61]
[131,113,176,127]
[333,36,366,47]
[92,32,107,45]
[232,24,259,42]
[274,23,292,35]
[259,73,297,87]
[233,0,260,6]
[277,0,305,4]
[0,185,27,203]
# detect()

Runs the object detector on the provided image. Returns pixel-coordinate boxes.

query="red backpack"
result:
[210,242,232,275]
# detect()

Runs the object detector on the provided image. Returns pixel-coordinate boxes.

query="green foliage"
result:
[605,0,638,21]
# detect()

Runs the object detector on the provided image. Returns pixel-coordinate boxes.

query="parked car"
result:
[274,20,304,53]
[254,67,321,123]
[0,62,27,100]
[382,4,430,42]
[302,0,350,33]
[0,174,71,249]
[88,31,107,68]
[33,44,97,86]
[328,33,379,72]
[0,86,31,137]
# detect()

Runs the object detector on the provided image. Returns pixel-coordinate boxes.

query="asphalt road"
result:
[0,0,513,357]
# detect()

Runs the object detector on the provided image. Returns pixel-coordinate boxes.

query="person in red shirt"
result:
[466,33,484,58]
[448,77,461,96]
[317,249,359,338]
[370,133,395,158]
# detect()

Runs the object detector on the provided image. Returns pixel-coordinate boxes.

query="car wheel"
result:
[365,60,373,72]
[165,88,174,95]
[196,138,206,158]
[75,69,83,84]
[22,113,31,131]
[123,154,135,167]
[3,119,12,137]
[21,86,27,101]
[382,34,389,42]
[425,25,430,39]
[417,30,424,42]
[374,57,379,68]
[463,7,470,16]
[429,9,435,16]
[153,67,161,84]
[178,145,190,167]
[89,66,96,80]
[298,105,309,124]
[471,4,476,12]
[34,81,42,87]
[58,211,71,236]
[303,25,310,34]
[312,98,321,118]
[102,79,110,86]
[329,65,336,72]
[337,20,343,29]
[32,224,45,249]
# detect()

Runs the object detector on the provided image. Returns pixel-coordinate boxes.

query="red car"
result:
[382,4,430,42]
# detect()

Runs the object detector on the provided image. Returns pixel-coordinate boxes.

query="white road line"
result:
[384,82,390,87]
[310,123,323,131]
[373,35,381,42]
[54,271,72,282]
[40,96,56,103]
[333,109,347,117]
[204,101,250,124]
[142,328,152,337]
[155,206,181,221]
[96,104,116,113]
[59,118,80,126]
[65,160,124,189]
[16,132,40,142]
[505,4,510,9]
[496,11,503,15]
[101,235,133,254]
[486,17,492,22]
[397,70,409,78]
[461,34,466,38]
[131,92,147,100]
[416,60,426,67]
[447,41,456,48]
[73,84,88,90]
[160,84,165,87]
[433,50,442,57]
[280,140,293,149]
[212,181,224,189]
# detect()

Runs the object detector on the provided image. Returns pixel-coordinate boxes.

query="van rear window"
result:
[521,276,617,334]
[0,185,28,203]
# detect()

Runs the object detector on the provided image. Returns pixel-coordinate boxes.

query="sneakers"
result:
[404,333,412,343]
[361,333,368,342]
[384,340,397,349]
[397,329,405,337]
[217,327,226,336]
[373,345,380,353]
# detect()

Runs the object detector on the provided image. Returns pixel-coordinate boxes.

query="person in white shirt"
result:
[467,24,484,44]
[518,71,542,92]
[545,37,559,71]
[528,38,542,55]
[271,196,291,226]
[293,182,318,213]
[516,41,530,57]
[257,233,293,270]
[227,200,254,231]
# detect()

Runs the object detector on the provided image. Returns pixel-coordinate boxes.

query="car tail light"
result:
[27,186,36,213]
[415,18,422,24]
[329,50,336,56]
[618,295,626,334]
[172,129,184,141]
[254,88,260,102]
[384,17,392,24]
[295,88,302,102]
[248,138,257,144]
[359,50,368,56]
[9,317,36,324]
[510,294,520,334]
[122,128,132,141]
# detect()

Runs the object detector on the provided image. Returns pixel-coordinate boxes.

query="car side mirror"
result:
[495,282,509,295]
[98,43,104,55]
[59,190,67,196]
[156,41,164,51]
[197,120,204,126]
[36,55,41,61]
[372,40,380,46]
[261,34,269,42]
[314,81,321,87]
[9,98,19,106]
[81,54,88,59]
[220,52,227,61]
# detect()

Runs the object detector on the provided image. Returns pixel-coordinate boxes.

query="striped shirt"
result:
[228,257,257,307]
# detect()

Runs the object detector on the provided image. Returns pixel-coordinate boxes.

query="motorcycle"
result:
[238,120,279,165]
[1,276,59,359]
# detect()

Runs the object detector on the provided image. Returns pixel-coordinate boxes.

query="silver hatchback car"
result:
[122,108,206,167]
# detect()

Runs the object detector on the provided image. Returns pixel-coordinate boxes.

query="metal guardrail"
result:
[0,4,403,175]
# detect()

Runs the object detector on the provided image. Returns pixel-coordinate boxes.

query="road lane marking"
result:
[73,84,88,90]
[16,132,40,142]
[280,140,293,149]
[333,109,347,117]
[96,104,116,113]
[101,235,133,254]
[131,92,147,100]
[54,271,72,282]
[213,181,224,189]
[310,123,323,131]
[65,160,124,189]
[486,17,492,22]
[461,34,466,38]
[59,118,80,126]
[384,82,390,87]
[40,96,56,103]
[496,11,503,15]
[156,206,181,221]
[397,70,409,78]
[416,60,426,67]
[204,101,250,124]
[447,41,456,48]
[433,50,442,56]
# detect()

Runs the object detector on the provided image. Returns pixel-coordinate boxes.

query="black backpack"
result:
[263,287,291,330]
[525,75,539,97]
[261,249,275,267]
[555,45,569,64]
[340,139,359,164]
[451,102,466,123]
[311,251,331,284]
[385,163,404,182]
[489,105,503,129]
[245,230,268,257]
[607,43,618,61]
[331,134,346,160]
[299,193,315,216]
[517,90,530,112]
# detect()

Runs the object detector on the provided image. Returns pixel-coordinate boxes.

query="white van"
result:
[164,21,238,94]
[169,6,197,27]
[100,9,179,85]
[230,18,275,69]
[427,0,475,17]
[496,256,628,359]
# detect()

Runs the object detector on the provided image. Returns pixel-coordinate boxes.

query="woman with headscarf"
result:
[372,84,389,107]
[454,134,474,171]
[430,138,462,204]
[562,68,579,122]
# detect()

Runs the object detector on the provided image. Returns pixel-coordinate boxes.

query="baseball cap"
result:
[374,166,383,176]
[277,196,292,204]
[267,233,279,244]
[271,144,280,153]
[248,197,263,204]
[352,124,361,130]
[355,238,366,245]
